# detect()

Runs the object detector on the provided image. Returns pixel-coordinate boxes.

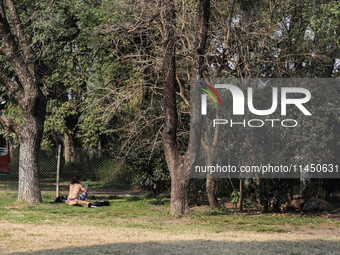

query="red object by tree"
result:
[0,135,10,172]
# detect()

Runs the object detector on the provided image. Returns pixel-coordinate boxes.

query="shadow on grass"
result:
[7,239,340,255]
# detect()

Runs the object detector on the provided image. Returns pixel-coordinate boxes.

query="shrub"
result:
[126,147,170,196]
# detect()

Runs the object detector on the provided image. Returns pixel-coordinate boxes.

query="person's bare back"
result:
[67,176,88,201]
[68,183,87,200]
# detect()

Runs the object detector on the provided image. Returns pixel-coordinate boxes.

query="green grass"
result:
[0,192,339,234]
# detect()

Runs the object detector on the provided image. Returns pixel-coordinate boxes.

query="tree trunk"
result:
[161,0,210,215]
[316,179,323,199]
[64,113,81,164]
[161,0,186,215]
[205,112,220,209]
[206,152,218,208]
[18,112,45,203]
[18,134,41,203]
[206,174,218,208]
[169,159,190,214]
[239,179,244,212]
[64,132,76,163]
[0,0,47,203]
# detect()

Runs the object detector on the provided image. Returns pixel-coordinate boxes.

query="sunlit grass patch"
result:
[0,192,340,255]
[0,193,339,235]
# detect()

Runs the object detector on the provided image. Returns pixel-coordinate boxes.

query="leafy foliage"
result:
[126,146,170,196]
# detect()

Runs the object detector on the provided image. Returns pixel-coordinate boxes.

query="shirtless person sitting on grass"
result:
[68,176,88,202]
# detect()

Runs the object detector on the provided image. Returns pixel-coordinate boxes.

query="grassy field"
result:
[0,193,340,254]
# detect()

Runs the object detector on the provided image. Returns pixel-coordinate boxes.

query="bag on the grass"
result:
[54,196,67,203]
[93,200,110,207]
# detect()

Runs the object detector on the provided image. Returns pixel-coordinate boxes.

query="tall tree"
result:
[0,0,46,203]
[161,0,210,215]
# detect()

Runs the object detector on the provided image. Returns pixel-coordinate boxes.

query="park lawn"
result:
[0,192,340,254]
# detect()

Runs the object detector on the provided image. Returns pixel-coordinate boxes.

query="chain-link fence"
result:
[0,147,134,195]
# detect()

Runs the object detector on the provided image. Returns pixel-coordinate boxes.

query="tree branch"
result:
[5,0,35,75]
[0,115,20,134]
[0,0,38,106]
[0,0,5,17]
[0,73,24,102]
[176,73,190,107]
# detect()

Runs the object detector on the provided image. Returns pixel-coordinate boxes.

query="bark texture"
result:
[161,0,210,215]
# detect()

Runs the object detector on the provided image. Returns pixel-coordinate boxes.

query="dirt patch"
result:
[293,223,340,235]
[1,221,340,254]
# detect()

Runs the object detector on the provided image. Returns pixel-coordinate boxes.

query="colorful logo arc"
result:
[198,82,223,107]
